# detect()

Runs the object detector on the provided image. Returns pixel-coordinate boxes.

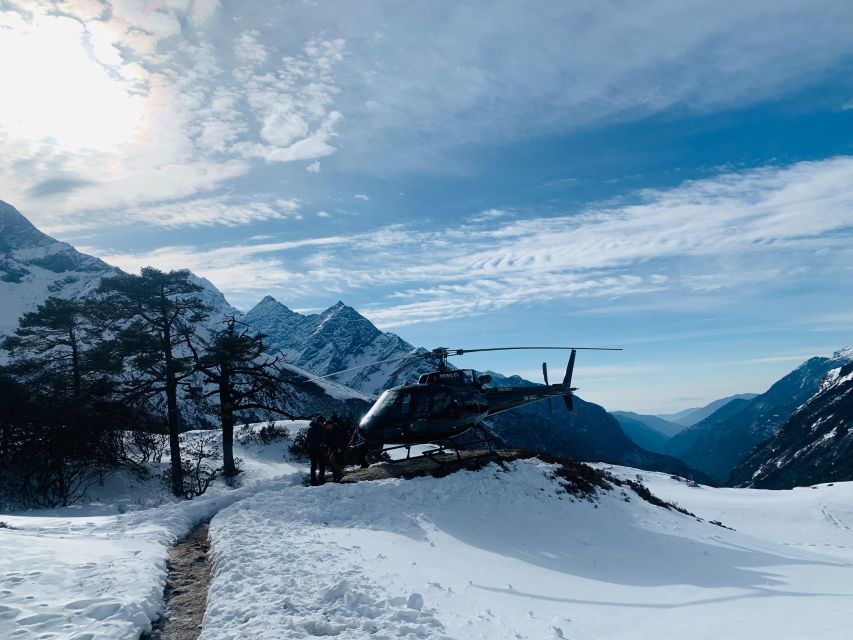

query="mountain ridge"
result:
[665,351,853,484]
[730,361,853,488]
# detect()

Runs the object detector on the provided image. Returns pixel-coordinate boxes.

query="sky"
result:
[1,0,852,413]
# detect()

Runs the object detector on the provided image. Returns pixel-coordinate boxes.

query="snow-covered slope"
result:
[4,449,853,640]
[0,200,241,339]
[0,200,115,338]
[200,460,853,640]
[243,295,434,394]
[730,357,853,488]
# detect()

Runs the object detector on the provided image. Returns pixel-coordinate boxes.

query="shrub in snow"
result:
[162,431,222,499]
[289,427,309,459]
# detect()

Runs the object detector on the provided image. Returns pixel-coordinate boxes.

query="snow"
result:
[201,460,853,640]
[0,422,307,640]
[4,447,853,640]
[598,465,853,562]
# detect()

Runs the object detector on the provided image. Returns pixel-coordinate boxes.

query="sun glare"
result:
[0,13,142,152]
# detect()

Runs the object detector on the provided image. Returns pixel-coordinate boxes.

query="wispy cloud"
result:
[84,156,853,322]
[0,4,346,229]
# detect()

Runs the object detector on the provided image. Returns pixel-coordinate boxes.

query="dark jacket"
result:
[328,421,351,449]
[306,420,326,452]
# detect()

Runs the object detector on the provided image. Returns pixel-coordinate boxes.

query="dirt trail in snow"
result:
[144,521,212,640]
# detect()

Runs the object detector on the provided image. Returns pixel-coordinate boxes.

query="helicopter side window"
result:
[411,391,431,419]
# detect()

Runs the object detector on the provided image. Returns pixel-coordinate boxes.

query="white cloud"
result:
[306,160,321,172]
[0,4,348,230]
[234,30,269,65]
[304,0,853,170]
[354,194,369,201]
[317,210,331,217]
[79,156,853,325]
[233,36,345,163]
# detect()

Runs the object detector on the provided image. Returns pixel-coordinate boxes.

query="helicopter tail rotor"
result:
[562,349,577,412]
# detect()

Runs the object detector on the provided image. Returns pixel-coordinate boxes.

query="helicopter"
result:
[304,345,621,461]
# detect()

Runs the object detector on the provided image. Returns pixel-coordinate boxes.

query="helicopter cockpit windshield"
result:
[360,386,460,427]
[361,389,408,424]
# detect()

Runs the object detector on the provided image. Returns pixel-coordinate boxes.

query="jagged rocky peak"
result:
[248,295,300,317]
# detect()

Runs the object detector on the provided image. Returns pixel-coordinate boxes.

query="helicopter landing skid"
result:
[364,424,496,466]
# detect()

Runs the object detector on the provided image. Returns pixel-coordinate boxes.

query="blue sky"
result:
[1,0,852,412]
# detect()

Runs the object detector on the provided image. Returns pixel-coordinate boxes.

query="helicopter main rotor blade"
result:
[446,346,622,356]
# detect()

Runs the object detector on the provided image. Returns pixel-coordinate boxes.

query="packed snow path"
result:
[0,423,306,640]
[201,459,853,640]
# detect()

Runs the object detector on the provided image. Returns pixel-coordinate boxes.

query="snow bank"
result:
[202,458,853,639]
[0,423,306,640]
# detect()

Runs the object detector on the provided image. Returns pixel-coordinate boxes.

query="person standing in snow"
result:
[326,414,350,482]
[307,416,327,485]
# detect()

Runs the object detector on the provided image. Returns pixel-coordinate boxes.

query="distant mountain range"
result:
[609,412,682,454]
[730,360,853,489]
[4,200,850,487]
[482,374,708,480]
[242,295,434,396]
[0,200,367,419]
[655,394,759,428]
[243,299,706,478]
[665,351,853,484]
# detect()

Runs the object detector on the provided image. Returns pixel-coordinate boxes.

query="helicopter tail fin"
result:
[562,349,577,412]
[543,362,553,414]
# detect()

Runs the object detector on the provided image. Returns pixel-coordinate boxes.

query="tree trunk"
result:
[220,370,236,476]
[69,329,82,400]
[164,327,183,497]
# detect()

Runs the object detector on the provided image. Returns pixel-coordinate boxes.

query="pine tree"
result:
[0,297,126,506]
[189,317,291,476]
[99,267,212,496]
[2,297,97,402]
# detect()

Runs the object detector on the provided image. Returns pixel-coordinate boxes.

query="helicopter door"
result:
[410,390,431,431]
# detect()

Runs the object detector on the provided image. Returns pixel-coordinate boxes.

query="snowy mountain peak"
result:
[243,297,435,395]
[250,295,298,316]
[0,200,54,252]
[321,300,362,319]
[831,346,853,361]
